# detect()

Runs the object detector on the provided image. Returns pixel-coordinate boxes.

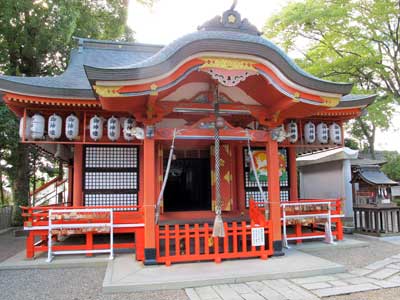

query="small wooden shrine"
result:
[0,6,375,264]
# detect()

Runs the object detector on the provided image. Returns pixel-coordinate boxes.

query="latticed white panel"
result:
[85,194,138,211]
[245,190,289,207]
[85,146,138,168]
[84,172,138,190]
[83,146,139,209]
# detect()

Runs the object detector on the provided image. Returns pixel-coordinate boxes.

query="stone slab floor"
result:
[185,253,400,299]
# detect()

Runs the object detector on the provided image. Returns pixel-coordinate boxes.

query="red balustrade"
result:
[281,198,343,244]
[21,205,144,260]
[156,221,273,266]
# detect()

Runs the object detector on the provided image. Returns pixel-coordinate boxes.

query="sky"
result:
[128,0,400,152]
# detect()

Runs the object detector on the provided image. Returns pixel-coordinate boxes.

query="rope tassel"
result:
[212,213,225,237]
[212,96,225,237]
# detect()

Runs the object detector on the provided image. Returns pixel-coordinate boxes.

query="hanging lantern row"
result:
[303,121,342,144]
[281,121,342,144]
[89,115,138,141]
[286,121,298,143]
[19,113,80,140]
[19,114,143,141]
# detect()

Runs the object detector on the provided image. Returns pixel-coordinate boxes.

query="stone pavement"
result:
[185,253,400,299]
[102,249,345,293]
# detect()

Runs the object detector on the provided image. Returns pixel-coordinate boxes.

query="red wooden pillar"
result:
[73,144,83,206]
[143,137,157,264]
[26,231,34,259]
[236,144,246,213]
[267,140,284,256]
[67,164,73,206]
[288,147,301,243]
[288,147,298,202]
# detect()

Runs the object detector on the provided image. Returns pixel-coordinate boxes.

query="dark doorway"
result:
[163,157,211,211]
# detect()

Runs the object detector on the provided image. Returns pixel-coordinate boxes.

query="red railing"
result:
[156,221,273,266]
[30,178,68,206]
[281,199,343,243]
[21,205,144,260]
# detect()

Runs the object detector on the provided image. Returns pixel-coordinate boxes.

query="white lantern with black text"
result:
[286,121,298,143]
[65,114,79,140]
[329,122,342,144]
[48,114,62,139]
[317,122,329,144]
[107,116,120,141]
[31,113,45,140]
[123,117,136,141]
[304,121,316,144]
[19,116,32,140]
[89,115,103,141]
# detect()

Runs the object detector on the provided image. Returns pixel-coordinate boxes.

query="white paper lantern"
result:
[286,121,298,143]
[47,114,62,140]
[329,122,342,144]
[65,114,79,140]
[304,121,316,144]
[123,117,136,141]
[19,116,32,139]
[89,115,103,141]
[317,122,329,144]
[107,116,120,141]
[31,114,45,140]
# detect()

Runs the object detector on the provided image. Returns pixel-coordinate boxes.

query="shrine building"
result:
[0,6,375,265]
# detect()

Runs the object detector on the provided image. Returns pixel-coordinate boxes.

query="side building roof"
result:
[0,38,163,99]
[353,165,398,185]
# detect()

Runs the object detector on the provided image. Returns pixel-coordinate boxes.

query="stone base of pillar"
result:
[272,240,285,257]
[144,248,157,265]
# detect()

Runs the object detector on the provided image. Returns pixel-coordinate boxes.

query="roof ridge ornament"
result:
[197,1,262,36]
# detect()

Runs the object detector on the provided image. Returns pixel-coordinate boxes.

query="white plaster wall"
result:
[342,160,354,223]
[299,160,354,226]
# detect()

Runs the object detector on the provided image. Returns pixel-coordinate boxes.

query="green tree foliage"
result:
[382,151,400,181]
[264,0,399,158]
[344,138,359,150]
[0,0,142,224]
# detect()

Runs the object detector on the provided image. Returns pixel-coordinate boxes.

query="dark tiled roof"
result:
[356,165,398,185]
[351,158,386,166]
[337,94,376,108]
[0,39,163,99]
[84,30,353,95]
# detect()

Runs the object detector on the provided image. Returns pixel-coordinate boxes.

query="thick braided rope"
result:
[214,126,222,217]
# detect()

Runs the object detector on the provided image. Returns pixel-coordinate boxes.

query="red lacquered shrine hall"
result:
[0,7,375,265]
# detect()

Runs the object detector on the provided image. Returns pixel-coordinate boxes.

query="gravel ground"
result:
[0,229,25,263]
[298,234,400,270]
[1,231,399,299]
[0,267,188,300]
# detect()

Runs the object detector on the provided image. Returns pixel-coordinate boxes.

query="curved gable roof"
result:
[85,30,353,95]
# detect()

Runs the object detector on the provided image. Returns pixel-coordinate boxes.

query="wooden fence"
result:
[156,221,273,266]
[354,205,400,236]
[0,206,13,230]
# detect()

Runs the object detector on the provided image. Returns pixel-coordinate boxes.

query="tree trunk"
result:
[369,137,376,159]
[359,119,376,159]
[0,166,4,206]
[12,144,30,225]
[368,124,376,160]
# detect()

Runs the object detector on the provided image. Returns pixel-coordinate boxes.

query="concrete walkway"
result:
[103,249,345,293]
[0,250,110,270]
[185,253,400,299]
